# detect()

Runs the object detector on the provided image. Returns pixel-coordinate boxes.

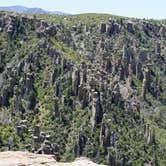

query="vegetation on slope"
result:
[0,11,166,165]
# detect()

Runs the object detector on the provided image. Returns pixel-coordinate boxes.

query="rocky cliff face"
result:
[0,11,166,165]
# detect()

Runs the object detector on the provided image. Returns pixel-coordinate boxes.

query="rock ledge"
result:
[0,151,106,166]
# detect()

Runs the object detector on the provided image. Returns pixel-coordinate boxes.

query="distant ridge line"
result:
[0,5,69,15]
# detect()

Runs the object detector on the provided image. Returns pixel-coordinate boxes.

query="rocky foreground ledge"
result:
[0,151,106,166]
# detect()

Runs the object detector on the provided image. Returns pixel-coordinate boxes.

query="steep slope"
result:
[0,11,166,165]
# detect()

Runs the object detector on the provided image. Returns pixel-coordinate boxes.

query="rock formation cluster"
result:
[0,11,166,165]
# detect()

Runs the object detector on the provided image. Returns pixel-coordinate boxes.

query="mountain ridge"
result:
[0,5,69,15]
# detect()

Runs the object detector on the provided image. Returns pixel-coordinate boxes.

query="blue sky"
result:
[0,0,165,19]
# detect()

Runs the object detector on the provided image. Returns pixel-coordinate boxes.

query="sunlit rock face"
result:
[0,151,106,166]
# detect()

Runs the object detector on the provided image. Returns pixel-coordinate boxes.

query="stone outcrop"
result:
[74,134,87,157]
[144,124,155,145]
[37,140,60,158]
[36,20,57,38]
[141,67,150,99]
[107,148,116,166]
[0,151,106,166]
[0,11,165,165]
[90,91,103,128]
[100,117,111,148]
[100,23,107,33]
[159,26,166,39]
[107,18,120,35]
[72,67,80,96]
[126,21,135,34]
[7,16,18,37]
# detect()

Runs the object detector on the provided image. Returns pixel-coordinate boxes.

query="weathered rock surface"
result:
[0,151,106,166]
